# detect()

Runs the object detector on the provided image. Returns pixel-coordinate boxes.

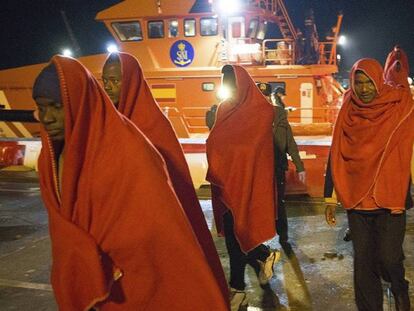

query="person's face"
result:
[35,97,65,141]
[354,71,378,103]
[102,62,122,107]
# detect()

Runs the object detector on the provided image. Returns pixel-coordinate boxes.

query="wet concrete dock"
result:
[0,170,413,310]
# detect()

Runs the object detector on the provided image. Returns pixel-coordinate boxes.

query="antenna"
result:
[60,10,82,56]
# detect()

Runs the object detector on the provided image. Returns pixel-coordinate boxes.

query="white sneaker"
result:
[257,250,281,285]
[229,288,248,311]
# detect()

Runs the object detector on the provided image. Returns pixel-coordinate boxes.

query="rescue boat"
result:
[0,0,344,197]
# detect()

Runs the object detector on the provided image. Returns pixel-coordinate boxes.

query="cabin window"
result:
[148,21,165,38]
[184,19,196,37]
[231,22,242,38]
[112,21,143,41]
[268,82,286,94]
[168,20,179,38]
[202,82,215,92]
[247,19,259,38]
[200,17,218,36]
[256,22,267,40]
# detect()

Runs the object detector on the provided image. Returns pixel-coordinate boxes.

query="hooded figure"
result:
[384,46,410,89]
[331,58,414,212]
[206,65,278,310]
[328,58,413,310]
[207,65,276,252]
[34,55,228,311]
[101,52,228,300]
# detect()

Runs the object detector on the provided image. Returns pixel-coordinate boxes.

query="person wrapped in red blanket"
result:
[206,64,280,310]
[33,55,229,311]
[101,52,228,299]
[325,57,413,310]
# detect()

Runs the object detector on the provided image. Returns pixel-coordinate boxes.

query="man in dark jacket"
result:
[257,84,306,249]
[270,87,305,249]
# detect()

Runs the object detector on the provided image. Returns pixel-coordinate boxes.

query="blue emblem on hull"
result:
[170,40,194,67]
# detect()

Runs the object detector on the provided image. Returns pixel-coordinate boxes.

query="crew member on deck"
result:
[257,84,305,252]
[101,52,228,302]
[207,65,280,311]
[325,57,413,311]
[33,55,228,311]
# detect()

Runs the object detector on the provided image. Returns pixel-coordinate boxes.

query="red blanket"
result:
[206,65,276,253]
[38,55,228,310]
[331,58,414,212]
[110,52,228,298]
[384,46,410,88]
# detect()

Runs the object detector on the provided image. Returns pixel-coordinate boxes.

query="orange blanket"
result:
[331,58,414,212]
[384,46,410,88]
[206,65,276,253]
[110,52,228,298]
[38,56,228,311]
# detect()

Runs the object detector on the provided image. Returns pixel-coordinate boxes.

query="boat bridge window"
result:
[148,21,165,38]
[112,21,143,41]
[184,19,196,37]
[200,17,218,36]
[256,21,267,40]
[168,20,179,38]
[247,19,259,38]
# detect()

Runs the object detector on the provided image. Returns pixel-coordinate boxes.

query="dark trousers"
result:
[347,210,409,311]
[223,212,270,290]
[276,172,287,243]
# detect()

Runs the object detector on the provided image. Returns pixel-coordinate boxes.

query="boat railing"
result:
[318,42,337,65]
[221,38,263,65]
[169,105,341,133]
[285,106,341,124]
[318,14,343,66]
[262,38,295,65]
[247,0,275,11]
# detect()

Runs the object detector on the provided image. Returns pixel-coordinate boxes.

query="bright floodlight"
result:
[107,44,119,53]
[217,86,231,100]
[408,77,413,85]
[62,49,73,57]
[218,0,241,15]
[337,54,342,61]
[338,35,347,46]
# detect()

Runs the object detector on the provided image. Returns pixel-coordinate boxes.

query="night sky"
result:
[1,0,413,75]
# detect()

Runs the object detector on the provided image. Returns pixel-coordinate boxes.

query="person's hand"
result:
[325,203,337,227]
[297,171,306,184]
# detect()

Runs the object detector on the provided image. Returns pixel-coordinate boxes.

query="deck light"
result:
[62,49,73,57]
[218,0,241,15]
[217,86,231,100]
[338,35,347,46]
[232,43,260,55]
[107,44,119,53]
